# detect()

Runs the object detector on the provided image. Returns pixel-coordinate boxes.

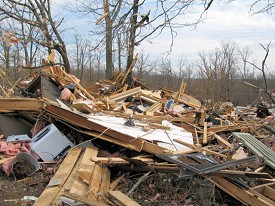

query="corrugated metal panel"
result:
[233,132,275,170]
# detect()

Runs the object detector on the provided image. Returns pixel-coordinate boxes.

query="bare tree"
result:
[0,0,71,72]
[197,41,239,103]
[73,0,215,80]
[244,42,275,104]
[250,0,275,15]
[238,46,254,80]
[74,35,91,81]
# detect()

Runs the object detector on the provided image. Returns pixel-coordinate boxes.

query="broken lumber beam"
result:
[108,190,141,206]
[61,192,108,206]
[34,146,82,206]
[208,170,273,179]
[87,163,111,201]
[108,87,141,103]
[0,98,44,111]
[90,157,154,165]
[210,132,233,149]
[209,176,275,206]
[52,149,86,205]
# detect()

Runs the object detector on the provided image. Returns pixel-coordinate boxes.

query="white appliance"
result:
[30,124,74,161]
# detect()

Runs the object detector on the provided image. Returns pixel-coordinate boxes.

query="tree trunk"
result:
[126,0,139,84]
[103,0,114,80]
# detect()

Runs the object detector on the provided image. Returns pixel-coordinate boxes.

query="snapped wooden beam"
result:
[210,132,233,149]
[87,164,111,202]
[90,157,154,165]
[108,87,141,104]
[208,170,273,179]
[61,192,108,206]
[0,98,44,111]
[210,176,275,206]
[108,190,141,206]
[34,146,82,206]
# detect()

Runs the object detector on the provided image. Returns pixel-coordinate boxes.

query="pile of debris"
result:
[0,65,274,206]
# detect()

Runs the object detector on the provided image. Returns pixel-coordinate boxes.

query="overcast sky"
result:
[56,0,275,71]
[137,1,275,70]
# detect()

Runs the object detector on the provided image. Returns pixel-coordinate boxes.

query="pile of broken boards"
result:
[0,65,275,205]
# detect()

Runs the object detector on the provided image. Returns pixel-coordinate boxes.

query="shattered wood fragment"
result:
[34,146,82,206]
[97,165,111,202]
[110,174,126,191]
[138,92,159,104]
[108,190,141,206]
[0,69,12,87]
[69,147,99,199]
[169,147,227,158]
[73,102,96,114]
[0,86,10,97]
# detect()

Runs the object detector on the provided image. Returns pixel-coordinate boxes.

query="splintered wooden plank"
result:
[97,166,111,202]
[52,151,84,205]
[108,190,141,206]
[70,146,99,197]
[34,146,82,206]
[110,174,126,191]
[0,98,43,111]
[87,164,102,200]
[86,163,111,203]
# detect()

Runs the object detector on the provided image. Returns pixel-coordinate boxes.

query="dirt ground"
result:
[0,170,50,206]
[0,169,242,206]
